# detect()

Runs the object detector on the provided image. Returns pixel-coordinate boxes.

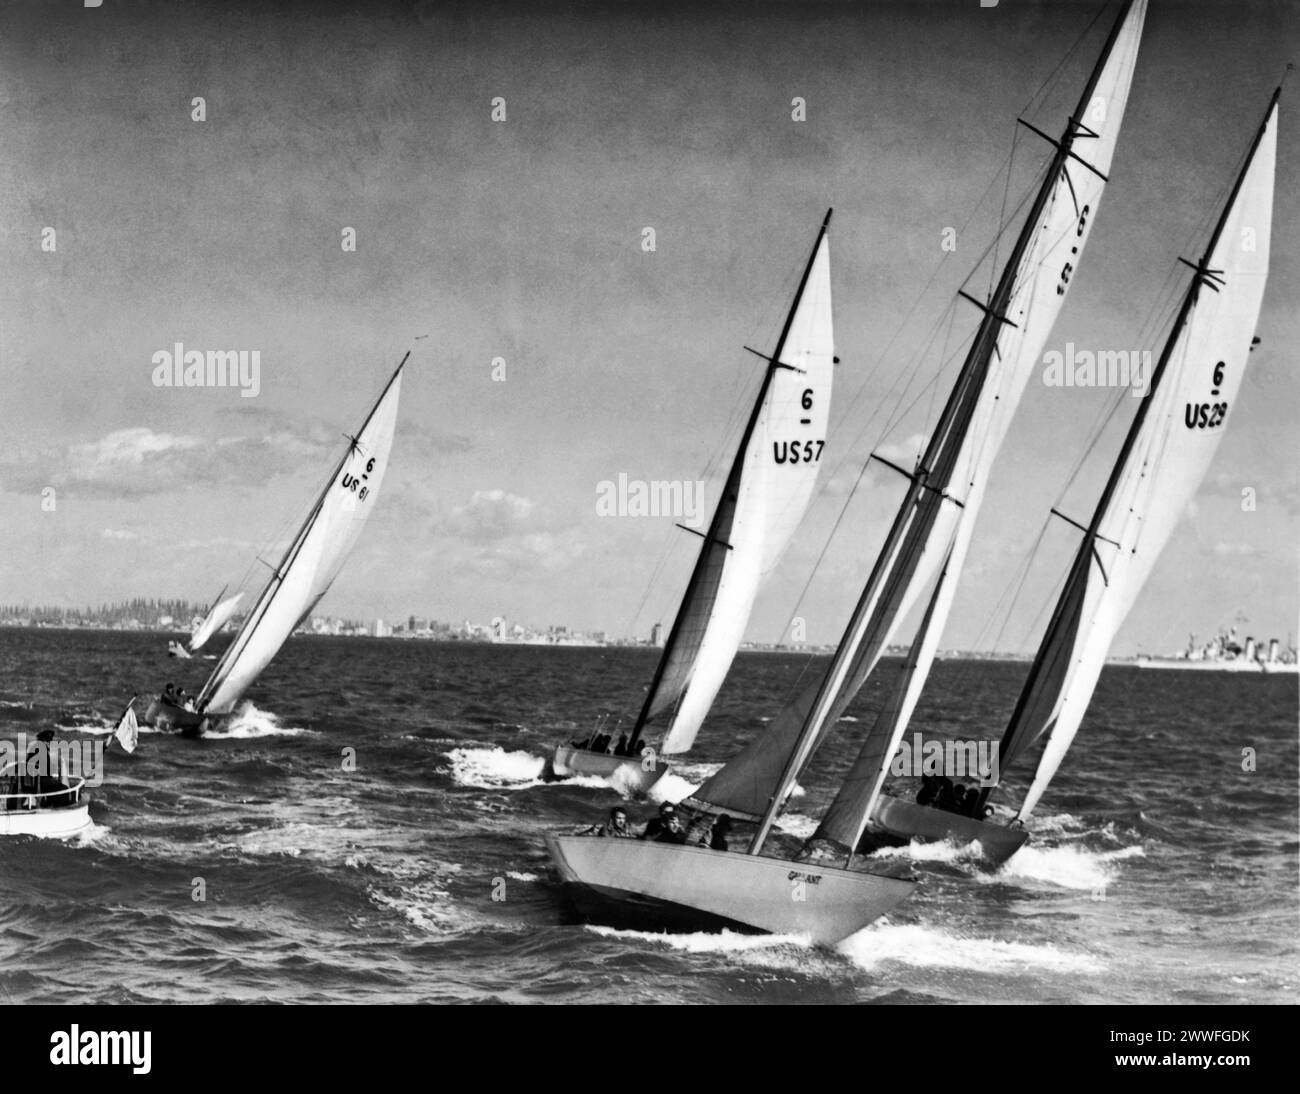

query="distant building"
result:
[651,622,663,647]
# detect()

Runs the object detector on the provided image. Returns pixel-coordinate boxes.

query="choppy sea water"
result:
[0,628,1295,1004]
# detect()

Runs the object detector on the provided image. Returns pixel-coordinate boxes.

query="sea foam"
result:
[840,923,1104,974]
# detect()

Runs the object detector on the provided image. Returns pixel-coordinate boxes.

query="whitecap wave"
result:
[584,925,811,953]
[867,838,988,865]
[69,819,114,846]
[443,746,606,790]
[840,922,1103,974]
[204,702,311,739]
[774,812,820,840]
[365,858,473,933]
[646,772,700,804]
[980,842,1144,890]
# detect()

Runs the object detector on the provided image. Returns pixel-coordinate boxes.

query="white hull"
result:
[550,745,669,794]
[0,801,91,838]
[546,834,914,945]
[865,795,1029,866]
[1136,658,1298,674]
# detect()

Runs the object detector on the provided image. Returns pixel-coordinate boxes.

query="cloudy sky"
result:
[0,0,1296,655]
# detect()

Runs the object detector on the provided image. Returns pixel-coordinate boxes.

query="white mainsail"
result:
[197,358,406,716]
[629,214,835,757]
[1004,92,1277,821]
[189,590,244,652]
[690,0,1146,828]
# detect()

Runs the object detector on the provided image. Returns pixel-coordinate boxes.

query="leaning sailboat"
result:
[145,355,407,736]
[687,0,1144,858]
[549,211,836,792]
[167,587,244,659]
[546,1,1146,941]
[861,87,1279,865]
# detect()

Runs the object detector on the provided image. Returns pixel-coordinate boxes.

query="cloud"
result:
[449,529,588,576]
[1212,541,1257,557]
[101,528,138,540]
[0,426,329,499]
[821,432,928,498]
[1197,471,1300,516]
[441,489,537,542]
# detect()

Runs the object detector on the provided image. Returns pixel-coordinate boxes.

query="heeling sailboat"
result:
[546,3,1145,944]
[167,587,244,659]
[681,0,1145,835]
[862,88,1279,865]
[144,354,407,737]
[549,211,836,792]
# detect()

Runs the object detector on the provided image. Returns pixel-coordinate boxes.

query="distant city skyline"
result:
[1,0,1296,657]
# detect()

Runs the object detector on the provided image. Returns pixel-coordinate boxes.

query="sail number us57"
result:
[773,388,824,465]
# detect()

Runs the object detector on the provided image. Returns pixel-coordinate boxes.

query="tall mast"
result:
[992,85,1282,792]
[627,209,833,752]
[745,1,1140,856]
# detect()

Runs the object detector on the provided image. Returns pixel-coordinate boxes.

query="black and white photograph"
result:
[0,0,1295,1031]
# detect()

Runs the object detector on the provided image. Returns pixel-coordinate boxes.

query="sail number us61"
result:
[341,457,377,501]
[773,388,825,465]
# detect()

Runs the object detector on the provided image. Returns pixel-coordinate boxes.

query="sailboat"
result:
[144,355,407,737]
[549,212,836,792]
[167,587,244,659]
[545,1,1144,942]
[859,88,1279,866]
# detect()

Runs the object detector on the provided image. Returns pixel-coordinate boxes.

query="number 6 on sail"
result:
[144,354,408,737]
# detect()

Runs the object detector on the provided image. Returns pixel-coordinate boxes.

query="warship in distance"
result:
[1136,626,1298,674]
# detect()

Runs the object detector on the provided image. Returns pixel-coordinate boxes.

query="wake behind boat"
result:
[143,353,407,737]
[549,211,836,793]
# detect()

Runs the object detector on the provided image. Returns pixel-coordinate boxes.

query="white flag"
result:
[114,707,139,754]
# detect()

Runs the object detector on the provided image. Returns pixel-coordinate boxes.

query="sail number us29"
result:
[774,387,825,465]
[1185,361,1229,431]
